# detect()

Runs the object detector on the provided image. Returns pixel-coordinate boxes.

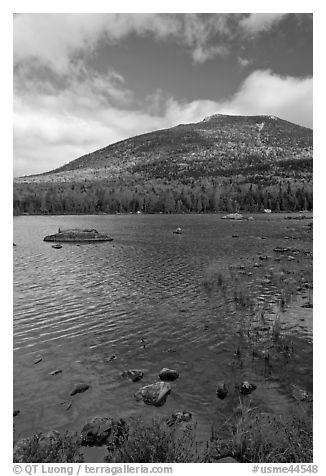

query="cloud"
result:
[13,13,237,72]
[239,13,288,35]
[218,69,312,128]
[13,68,312,177]
[237,57,252,67]
[192,45,228,64]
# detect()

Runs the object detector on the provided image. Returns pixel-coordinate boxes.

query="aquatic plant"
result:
[209,401,313,463]
[272,312,282,343]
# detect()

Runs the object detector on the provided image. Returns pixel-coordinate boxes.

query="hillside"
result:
[13,114,313,214]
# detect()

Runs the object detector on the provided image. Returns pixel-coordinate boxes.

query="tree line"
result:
[13,177,313,215]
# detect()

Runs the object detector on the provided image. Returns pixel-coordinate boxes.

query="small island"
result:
[43,228,113,243]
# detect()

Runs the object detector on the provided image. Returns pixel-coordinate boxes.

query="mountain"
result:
[16,114,312,184]
[13,114,313,215]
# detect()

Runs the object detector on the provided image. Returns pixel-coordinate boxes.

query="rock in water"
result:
[166,411,192,426]
[70,383,90,396]
[239,381,257,395]
[134,381,172,406]
[13,409,20,417]
[221,213,244,220]
[216,382,228,399]
[80,416,129,448]
[121,369,143,382]
[50,369,62,376]
[44,228,113,243]
[158,368,179,382]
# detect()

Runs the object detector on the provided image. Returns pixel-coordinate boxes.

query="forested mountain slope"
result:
[14,114,313,214]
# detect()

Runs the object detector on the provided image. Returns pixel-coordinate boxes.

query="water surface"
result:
[13,214,313,455]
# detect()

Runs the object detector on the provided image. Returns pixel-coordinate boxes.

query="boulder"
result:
[80,416,129,448]
[216,382,228,400]
[70,383,90,396]
[159,368,179,382]
[134,381,172,406]
[121,369,143,382]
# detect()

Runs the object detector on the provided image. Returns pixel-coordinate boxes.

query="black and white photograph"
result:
[11,8,315,469]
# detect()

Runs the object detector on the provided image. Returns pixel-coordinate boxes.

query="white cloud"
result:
[218,69,312,128]
[13,13,236,72]
[13,68,312,177]
[237,56,251,67]
[239,13,288,35]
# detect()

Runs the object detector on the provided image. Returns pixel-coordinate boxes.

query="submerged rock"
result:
[44,228,113,243]
[80,416,129,448]
[159,368,179,382]
[70,383,90,396]
[134,381,172,406]
[216,382,228,399]
[121,369,143,382]
[50,369,62,376]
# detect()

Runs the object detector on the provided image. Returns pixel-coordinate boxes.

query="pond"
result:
[13,213,313,460]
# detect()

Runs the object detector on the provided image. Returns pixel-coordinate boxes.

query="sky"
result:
[13,13,313,177]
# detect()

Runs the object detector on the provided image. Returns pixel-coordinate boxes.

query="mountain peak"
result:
[202,113,280,123]
[14,113,312,184]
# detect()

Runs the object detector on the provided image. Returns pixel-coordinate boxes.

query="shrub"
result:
[209,402,312,463]
[106,418,203,463]
[13,431,83,463]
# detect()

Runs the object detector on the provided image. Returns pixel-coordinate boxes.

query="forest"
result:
[13,176,313,215]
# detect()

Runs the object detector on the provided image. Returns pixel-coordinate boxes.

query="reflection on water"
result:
[13,214,313,445]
